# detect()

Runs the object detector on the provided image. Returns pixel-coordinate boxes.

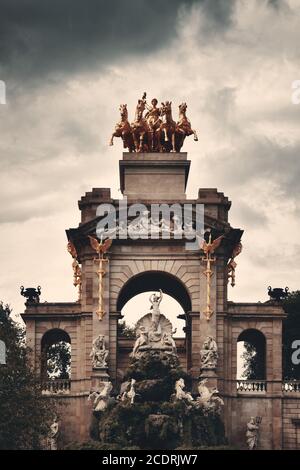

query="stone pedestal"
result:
[91,368,110,389]
[199,368,218,390]
[119,152,190,200]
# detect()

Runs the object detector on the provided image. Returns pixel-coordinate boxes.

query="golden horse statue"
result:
[176,102,198,151]
[109,104,135,152]
[109,94,199,153]
[131,93,150,152]
[159,101,177,152]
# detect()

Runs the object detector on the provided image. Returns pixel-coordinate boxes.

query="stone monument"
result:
[131,289,177,357]
[20,91,293,450]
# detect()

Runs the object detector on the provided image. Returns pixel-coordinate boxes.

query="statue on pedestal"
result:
[246,416,262,450]
[130,289,177,358]
[109,93,199,153]
[200,336,218,370]
[90,335,109,369]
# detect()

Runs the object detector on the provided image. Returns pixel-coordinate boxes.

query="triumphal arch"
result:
[22,95,300,449]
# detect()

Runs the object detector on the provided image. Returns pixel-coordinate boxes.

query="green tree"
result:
[0,302,56,449]
[117,320,136,339]
[283,291,300,380]
[241,341,265,380]
[45,341,71,379]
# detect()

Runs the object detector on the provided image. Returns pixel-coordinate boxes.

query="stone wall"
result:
[225,396,274,449]
[283,398,300,449]
[55,395,91,447]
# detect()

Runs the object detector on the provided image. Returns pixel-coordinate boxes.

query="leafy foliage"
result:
[93,351,226,450]
[117,320,136,339]
[0,302,56,449]
[45,341,71,379]
[241,341,265,380]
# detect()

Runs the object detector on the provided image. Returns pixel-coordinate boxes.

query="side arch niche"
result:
[41,329,72,392]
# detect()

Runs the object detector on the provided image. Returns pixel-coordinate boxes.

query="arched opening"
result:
[120,293,185,337]
[116,271,192,378]
[41,329,71,382]
[117,271,192,312]
[237,329,266,380]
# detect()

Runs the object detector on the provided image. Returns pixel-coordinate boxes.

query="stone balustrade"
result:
[237,380,267,393]
[282,381,300,393]
[42,379,71,394]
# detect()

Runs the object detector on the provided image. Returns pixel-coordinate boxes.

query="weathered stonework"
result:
[21,152,300,448]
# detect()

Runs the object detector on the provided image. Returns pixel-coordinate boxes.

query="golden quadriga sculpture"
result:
[110,92,198,153]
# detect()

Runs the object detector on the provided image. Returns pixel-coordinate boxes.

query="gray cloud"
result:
[232,202,268,229]
[0,0,238,88]
[211,137,300,203]
[1,0,300,314]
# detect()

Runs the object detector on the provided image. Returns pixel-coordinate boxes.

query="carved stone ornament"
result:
[131,290,177,357]
[88,381,113,412]
[200,336,218,370]
[90,334,109,368]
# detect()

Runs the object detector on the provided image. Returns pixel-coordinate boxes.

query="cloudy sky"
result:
[0,0,300,325]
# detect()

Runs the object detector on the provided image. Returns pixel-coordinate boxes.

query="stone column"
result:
[199,256,218,390]
[90,254,111,386]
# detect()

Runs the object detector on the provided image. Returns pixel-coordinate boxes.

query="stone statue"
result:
[130,290,177,357]
[129,379,136,404]
[90,334,109,368]
[246,416,262,450]
[162,329,177,355]
[128,209,150,236]
[149,289,163,327]
[88,381,113,412]
[174,378,194,403]
[196,379,224,415]
[200,336,218,370]
[48,416,59,450]
[131,327,149,358]
[120,378,136,405]
[118,380,130,401]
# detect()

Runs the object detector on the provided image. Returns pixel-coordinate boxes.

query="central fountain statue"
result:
[131,289,177,357]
